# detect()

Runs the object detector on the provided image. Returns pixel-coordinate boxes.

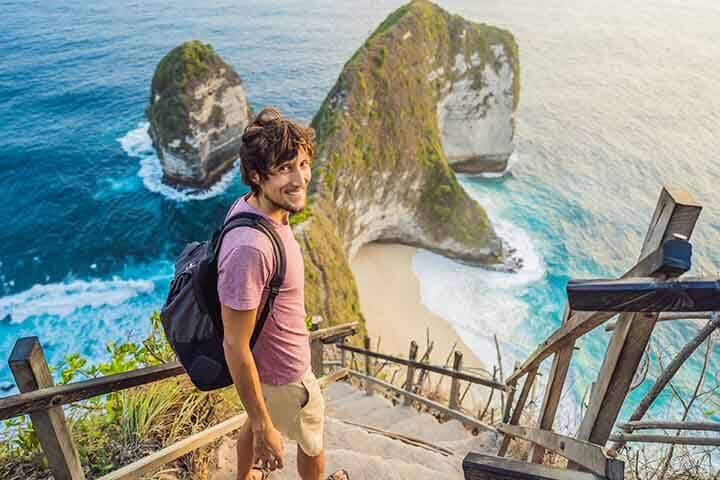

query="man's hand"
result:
[253,423,284,471]
[221,305,284,474]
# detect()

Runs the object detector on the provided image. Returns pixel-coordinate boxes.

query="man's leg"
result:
[297,446,324,480]
[236,420,262,480]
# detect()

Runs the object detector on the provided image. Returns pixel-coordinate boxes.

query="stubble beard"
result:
[262,189,306,214]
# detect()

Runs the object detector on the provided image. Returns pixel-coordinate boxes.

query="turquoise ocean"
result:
[1,0,719,430]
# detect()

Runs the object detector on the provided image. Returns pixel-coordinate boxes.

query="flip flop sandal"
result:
[251,466,272,479]
[326,469,350,480]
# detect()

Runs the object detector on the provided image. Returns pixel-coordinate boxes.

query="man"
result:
[218,107,346,480]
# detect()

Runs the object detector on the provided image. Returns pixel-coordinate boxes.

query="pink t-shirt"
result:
[217,194,310,385]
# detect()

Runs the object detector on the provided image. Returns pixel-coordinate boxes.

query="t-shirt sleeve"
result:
[217,245,272,311]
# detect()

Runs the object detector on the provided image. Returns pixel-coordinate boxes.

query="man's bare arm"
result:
[221,304,284,469]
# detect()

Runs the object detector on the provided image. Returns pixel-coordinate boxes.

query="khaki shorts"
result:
[262,369,325,456]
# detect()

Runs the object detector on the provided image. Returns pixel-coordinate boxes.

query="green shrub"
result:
[0,312,240,479]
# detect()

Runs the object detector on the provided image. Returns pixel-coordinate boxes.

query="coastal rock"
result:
[146,41,252,188]
[293,0,519,329]
[438,42,519,174]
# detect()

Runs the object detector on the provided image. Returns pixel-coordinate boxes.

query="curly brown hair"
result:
[239,107,316,194]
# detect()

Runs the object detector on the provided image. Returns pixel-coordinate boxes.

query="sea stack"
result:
[294,0,520,329]
[146,41,252,188]
[436,24,519,174]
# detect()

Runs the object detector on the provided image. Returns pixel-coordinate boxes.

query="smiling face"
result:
[251,146,311,217]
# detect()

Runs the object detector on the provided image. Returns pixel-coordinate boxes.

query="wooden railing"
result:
[0,321,359,480]
[336,336,505,433]
[474,186,720,480]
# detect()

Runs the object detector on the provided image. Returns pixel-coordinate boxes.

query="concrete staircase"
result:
[211,380,497,479]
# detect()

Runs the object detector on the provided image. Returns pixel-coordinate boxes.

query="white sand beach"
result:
[350,243,491,384]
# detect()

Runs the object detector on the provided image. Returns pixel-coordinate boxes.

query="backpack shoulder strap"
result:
[214,212,287,348]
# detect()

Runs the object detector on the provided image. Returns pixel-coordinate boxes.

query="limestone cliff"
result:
[146,41,252,188]
[294,1,519,329]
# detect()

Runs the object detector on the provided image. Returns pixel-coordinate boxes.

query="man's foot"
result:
[326,469,349,480]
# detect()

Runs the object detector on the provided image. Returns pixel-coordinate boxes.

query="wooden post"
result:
[310,316,324,377]
[529,306,574,464]
[364,336,373,395]
[340,339,347,369]
[574,188,702,454]
[498,366,539,457]
[9,337,85,480]
[448,351,463,411]
[415,342,434,393]
[310,338,323,378]
[404,341,418,406]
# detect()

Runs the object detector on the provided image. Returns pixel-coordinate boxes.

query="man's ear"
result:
[249,171,261,188]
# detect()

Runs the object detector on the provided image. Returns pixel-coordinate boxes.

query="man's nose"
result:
[289,166,307,185]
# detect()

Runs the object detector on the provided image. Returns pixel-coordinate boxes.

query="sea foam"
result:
[119,123,239,202]
[411,176,545,373]
[0,262,174,395]
[0,276,155,324]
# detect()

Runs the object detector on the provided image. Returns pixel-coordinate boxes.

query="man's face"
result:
[255,148,312,214]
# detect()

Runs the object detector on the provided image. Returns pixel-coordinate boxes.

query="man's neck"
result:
[247,193,289,224]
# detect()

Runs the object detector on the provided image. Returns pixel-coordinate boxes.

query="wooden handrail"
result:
[507,231,704,387]
[618,421,720,432]
[608,433,720,447]
[605,311,713,331]
[0,322,360,421]
[348,370,496,433]
[310,322,359,343]
[337,343,506,391]
[497,424,623,479]
[0,361,185,421]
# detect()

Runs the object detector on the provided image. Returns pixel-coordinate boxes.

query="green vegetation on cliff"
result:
[146,41,238,147]
[297,212,366,341]
[311,0,517,249]
[299,0,519,331]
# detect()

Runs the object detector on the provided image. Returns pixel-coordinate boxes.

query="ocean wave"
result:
[411,176,545,371]
[119,122,239,202]
[0,276,155,324]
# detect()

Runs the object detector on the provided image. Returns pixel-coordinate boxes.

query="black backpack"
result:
[160,211,286,391]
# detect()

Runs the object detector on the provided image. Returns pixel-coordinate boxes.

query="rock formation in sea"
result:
[293,0,520,329]
[146,41,252,188]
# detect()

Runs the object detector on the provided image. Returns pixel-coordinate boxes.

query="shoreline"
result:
[350,243,494,410]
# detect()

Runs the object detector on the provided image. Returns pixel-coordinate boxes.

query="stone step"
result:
[439,432,498,458]
[326,393,395,421]
[210,381,490,480]
[211,417,464,480]
[355,404,419,430]
[271,443,463,480]
[317,446,463,480]
[323,381,358,404]
[384,412,469,444]
[324,418,458,471]
[325,390,367,409]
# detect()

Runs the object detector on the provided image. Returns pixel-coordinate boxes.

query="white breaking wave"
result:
[119,122,239,202]
[0,276,155,324]
[411,177,545,370]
